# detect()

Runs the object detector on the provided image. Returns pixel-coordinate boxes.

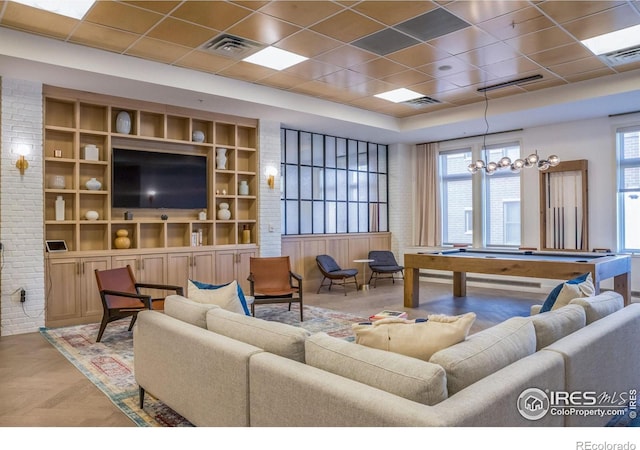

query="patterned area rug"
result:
[40,304,367,427]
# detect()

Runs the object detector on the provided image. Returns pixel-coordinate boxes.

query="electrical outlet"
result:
[20,289,25,303]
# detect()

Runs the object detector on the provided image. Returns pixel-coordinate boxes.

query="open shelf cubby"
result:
[44,86,258,254]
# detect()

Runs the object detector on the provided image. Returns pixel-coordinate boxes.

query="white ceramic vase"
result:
[86,177,102,190]
[216,148,227,170]
[85,210,99,221]
[49,175,65,189]
[217,202,231,220]
[116,111,131,134]
[239,180,249,195]
[192,130,205,143]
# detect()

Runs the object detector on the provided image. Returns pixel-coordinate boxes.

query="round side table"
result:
[353,259,375,291]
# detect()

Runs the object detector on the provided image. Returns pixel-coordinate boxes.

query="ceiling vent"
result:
[403,96,441,107]
[600,45,640,66]
[200,34,264,59]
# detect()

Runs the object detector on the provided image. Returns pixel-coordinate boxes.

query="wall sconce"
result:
[14,144,31,175]
[16,154,29,175]
[265,166,277,189]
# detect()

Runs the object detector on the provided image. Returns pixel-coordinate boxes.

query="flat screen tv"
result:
[112,148,207,209]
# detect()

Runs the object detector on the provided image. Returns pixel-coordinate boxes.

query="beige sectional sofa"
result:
[133,292,640,427]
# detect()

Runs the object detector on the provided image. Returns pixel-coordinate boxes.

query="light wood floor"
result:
[0,279,546,427]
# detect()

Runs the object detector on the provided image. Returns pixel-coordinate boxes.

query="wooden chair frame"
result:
[94,265,184,342]
[248,256,304,321]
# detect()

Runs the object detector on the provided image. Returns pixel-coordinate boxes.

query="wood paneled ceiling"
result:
[2,0,640,118]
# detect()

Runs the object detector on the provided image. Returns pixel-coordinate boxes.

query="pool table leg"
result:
[453,271,466,297]
[613,272,631,306]
[404,267,419,308]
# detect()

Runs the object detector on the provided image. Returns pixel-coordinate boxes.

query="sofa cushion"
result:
[530,304,586,350]
[305,332,447,406]
[569,291,624,324]
[540,273,594,313]
[351,312,476,361]
[164,294,220,329]
[430,316,536,395]
[187,279,249,315]
[206,308,310,362]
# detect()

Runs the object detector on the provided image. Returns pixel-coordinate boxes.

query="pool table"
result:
[403,249,632,308]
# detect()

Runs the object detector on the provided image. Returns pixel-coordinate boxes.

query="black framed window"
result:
[281,128,389,235]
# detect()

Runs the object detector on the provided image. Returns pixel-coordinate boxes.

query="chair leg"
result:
[369,272,377,288]
[251,303,255,317]
[316,276,327,294]
[139,386,145,409]
[342,277,347,296]
[96,315,110,343]
[128,314,137,331]
[353,275,359,290]
[299,297,304,322]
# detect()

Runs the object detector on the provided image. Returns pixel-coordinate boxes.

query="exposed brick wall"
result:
[0,77,45,336]
[258,120,282,257]
[388,143,413,265]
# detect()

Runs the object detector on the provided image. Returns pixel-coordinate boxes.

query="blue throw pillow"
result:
[539,272,590,313]
[189,279,250,316]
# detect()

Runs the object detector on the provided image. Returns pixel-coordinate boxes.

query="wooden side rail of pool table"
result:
[403,251,631,308]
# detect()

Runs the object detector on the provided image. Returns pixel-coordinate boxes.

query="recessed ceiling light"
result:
[242,47,308,71]
[12,0,96,19]
[374,88,424,103]
[581,24,640,55]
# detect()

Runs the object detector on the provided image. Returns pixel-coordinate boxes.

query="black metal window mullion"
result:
[281,128,388,236]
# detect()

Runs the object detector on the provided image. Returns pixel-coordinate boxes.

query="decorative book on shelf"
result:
[369,310,408,321]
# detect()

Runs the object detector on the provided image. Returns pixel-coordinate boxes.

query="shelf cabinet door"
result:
[46,258,81,322]
[80,256,111,317]
[215,248,256,292]
[236,249,256,293]
[112,253,167,300]
[167,251,216,293]
[192,251,215,285]
[166,253,192,293]
[215,250,237,286]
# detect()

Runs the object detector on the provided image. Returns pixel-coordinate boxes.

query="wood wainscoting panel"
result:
[282,233,391,292]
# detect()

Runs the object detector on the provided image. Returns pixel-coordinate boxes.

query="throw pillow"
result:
[351,312,476,361]
[539,273,594,313]
[187,279,250,315]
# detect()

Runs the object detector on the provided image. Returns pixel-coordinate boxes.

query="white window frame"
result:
[616,125,640,253]
[438,136,523,248]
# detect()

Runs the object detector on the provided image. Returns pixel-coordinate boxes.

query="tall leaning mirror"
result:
[539,160,589,251]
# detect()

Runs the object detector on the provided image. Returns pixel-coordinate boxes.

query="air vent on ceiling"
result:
[600,45,640,66]
[200,34,264,59]
[403,96,441,107]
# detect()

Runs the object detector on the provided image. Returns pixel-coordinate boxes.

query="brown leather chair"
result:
[248,256,304,321]
[94,265,183,342]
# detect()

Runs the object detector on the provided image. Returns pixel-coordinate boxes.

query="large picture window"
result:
[440,149,473,245]
[617,125,640,252]
[483,143,521,247]
[439,140,522,247]
[281,129,388,235]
